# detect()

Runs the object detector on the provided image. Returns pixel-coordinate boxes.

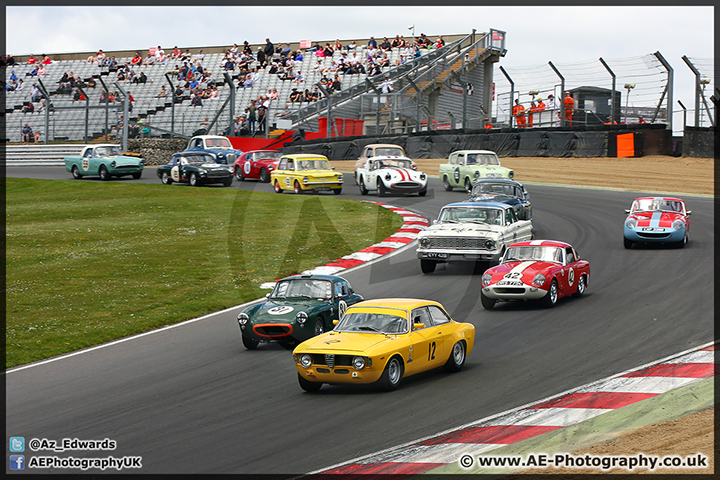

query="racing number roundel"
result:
[568,268,575,287]
[82,159,90,171]
[243,161,252,175]
[454,167,460,183]
[338,300,348,318]
[268,306,294,315]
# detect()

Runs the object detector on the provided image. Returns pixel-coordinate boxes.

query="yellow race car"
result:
[292,298,475,392]
[270,154,343,194]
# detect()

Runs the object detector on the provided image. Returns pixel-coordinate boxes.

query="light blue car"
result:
[623,196,690,249]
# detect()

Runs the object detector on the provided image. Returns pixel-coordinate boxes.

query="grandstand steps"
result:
[3,144,85,166]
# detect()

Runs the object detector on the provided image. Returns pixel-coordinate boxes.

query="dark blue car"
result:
[184,135,243,165]
[469,178,532,220]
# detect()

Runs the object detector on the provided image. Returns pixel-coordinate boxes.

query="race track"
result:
[5,167,714,474]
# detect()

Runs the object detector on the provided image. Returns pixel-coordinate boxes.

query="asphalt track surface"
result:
[5,167,714,475]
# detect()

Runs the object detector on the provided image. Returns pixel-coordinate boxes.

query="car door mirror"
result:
[332,319,339,326]
[413,322,425,330]
[265,293,271,298]
[686,210,692,215]
[624,209,631,214]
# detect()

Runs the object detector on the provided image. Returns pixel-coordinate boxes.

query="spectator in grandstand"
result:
[331,74,342,93]
[292,70,304,84]
[280,43,292,57]
[191,93,203,107]
[6,78,18,91]
[394,55,407,67]
[156,85,168,98]
[37,64,47,76]
[22,123,35,142]
[377,53,390,68]
[194,50,205,63]
[88,49,105,63]
[345,40,357,51]
[412,45,422,59]
[9,70,18,82]
[334,39,344,51]
[30,83,41,102]
[171,46,182,59]
[323,43,335,57]
[27,54,38,65]
[107,57,118,70]
[289,88,303,103]
[264,38,275,60]
[240,74,254,89]
[127,70,137,83]
[247,99,257,133]
[417,33,430,48]
[116,69,126,82]
[14,79,24,93]
[41,54,52,64]
[4,54,16,65]
[367,62,382,77]
[138,72,147,84]
[179,49,190,61]
[367,37,378,49]
[380,37,392,51]
[294,50,304,62]
[434,36,445,48]
[366,44,378,62]
[255,47,267,68]
[22,102,35,113]
[130,52,143,66]
[86,77,96,88]
[563,91,574,126]
[223,56,235,71]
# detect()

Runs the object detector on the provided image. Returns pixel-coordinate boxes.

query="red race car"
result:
[233,150,282,183]
[480,240,590,309]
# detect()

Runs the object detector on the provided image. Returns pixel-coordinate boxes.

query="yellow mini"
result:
[270,154,343,195]
[292,298,475,392]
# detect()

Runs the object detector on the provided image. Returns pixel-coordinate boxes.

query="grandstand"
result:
[3,30,506,144]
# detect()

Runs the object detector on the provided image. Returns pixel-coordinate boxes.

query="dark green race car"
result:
[237,274,363,350]
[156,152,234,187]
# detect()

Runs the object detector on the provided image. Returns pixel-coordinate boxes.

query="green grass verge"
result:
[5,178,404,367]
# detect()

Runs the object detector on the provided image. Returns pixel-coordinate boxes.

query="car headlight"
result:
[474,171,480,178]
[237,312,249,326]
[532,274,546,287]
[352,356,366,370]
[198,169,207,175]
[385,173,391,180]
[296,311,308,325]
[672,219,684,230]
[139,159,144,166]
[625,217,637,229]
[481,273,492,286]
[299,354,312,368]
[303,176,309,184]
[420,173,426,180]
[227,167,234,173]
[419,237,430,248]
[509,170,514,179]
[111,161,116,168]
[484,239,495,250]
[268,166,274,171]
[337,174,343,182]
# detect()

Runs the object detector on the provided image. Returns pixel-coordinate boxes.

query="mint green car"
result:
[65,144,144,180]
[439,150,514,193]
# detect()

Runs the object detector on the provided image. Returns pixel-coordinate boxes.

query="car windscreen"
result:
[257,152,282,160]
[297,159,330,170]
[504,246,563,264]
[631,198,684,214]
[95,146,122,157]
[438,207,504,225]
[271,279,332,300]
[466,153,500,165]
[378,159,412,168]
[335,312,407,334]
[184,155,216,165]
[472,183,521,197]
[375,147,404,156]
[206,138,232,148]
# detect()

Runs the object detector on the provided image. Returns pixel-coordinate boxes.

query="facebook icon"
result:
[9,455,25,470]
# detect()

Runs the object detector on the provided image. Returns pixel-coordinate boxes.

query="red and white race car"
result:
[232,150,282,183]
[355,155,427,196]
[480,240,590,309]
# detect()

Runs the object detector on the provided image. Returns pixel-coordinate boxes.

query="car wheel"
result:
[359,177,368,195]
[676,234,688,249]
[443,176,453,191]
[298,373,322,392]
[294,180,302,194]
[418,187,427,197]
[313,319,325,337]
[99,165,110,181]
[131,171,142,179]
[71,165,83,179]
[333,188,342,195]
[572,275,586,298]
[189,173,199,186]
[242,335,259,350]
[235,166,245,181]
[161,172,172,185]
[623,237,633,249]
[378,356,404,391]
[480,291,496,310]
[420,259,436,274]
[465,178,472,193]
[259,168,270,183]
[541,279,559,308]
[377,180,387,197]
[274,180,283,193]
[443,341,466,372]
[223,177,233,187]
